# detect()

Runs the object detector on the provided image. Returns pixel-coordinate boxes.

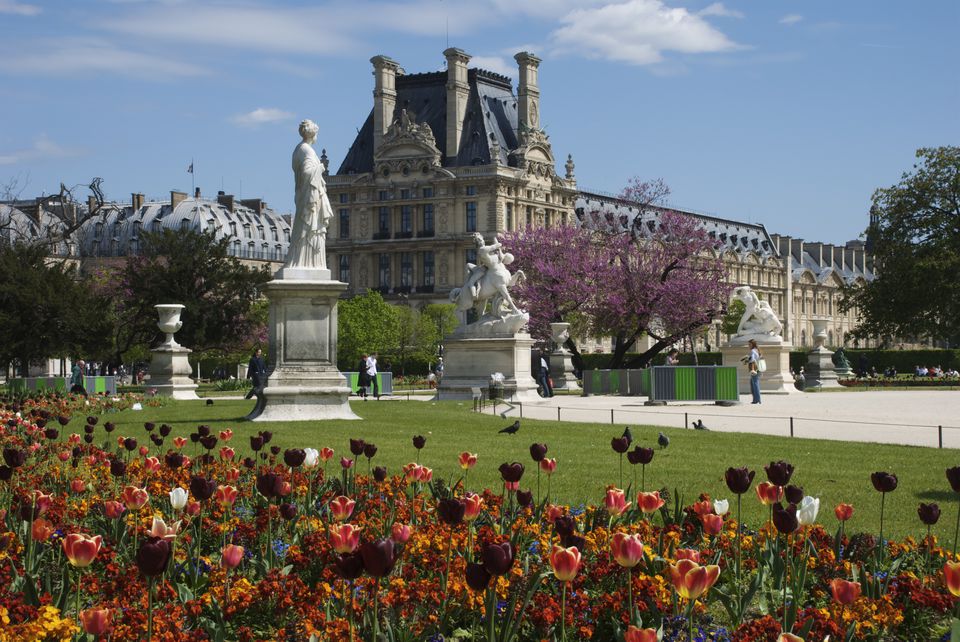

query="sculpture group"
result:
[732,285,783,338]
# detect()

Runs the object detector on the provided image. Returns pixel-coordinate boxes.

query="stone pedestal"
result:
[804,320,841,388]
[253,275,359,421]
[721,336,799,395]
[549,322,579,391]
[437,332,540,401]
[148,347,199,400]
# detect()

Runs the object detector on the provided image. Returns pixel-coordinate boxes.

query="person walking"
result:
[434,357,444,385]
[747,339,762,404]
[366,352,380,399]
[70,359,88,397]
[537,350,553,398]
[356,354,369,399]
[245,348,267,400]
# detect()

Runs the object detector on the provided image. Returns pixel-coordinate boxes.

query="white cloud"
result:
[551,0,741,66]
[230,108,295,128]
[0,38,207,77]
[0,134,83,166]
[699,3,743,19]
[779,14,803,25]
[0,0,41,16]
[469,55,516,79]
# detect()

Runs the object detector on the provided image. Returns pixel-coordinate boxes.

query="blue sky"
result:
[1,0,956,243]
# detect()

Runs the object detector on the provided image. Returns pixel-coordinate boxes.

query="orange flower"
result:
[540,458,557,475]
[944,561,960,597]
[121,485,149,511]
[221,544,244,569]
[692,500,713,517]
[756,482,783,506]
[829,578,861,604]
[463,493,483,522]
[329,524,362,553]
[330,496,356,521]
[103,501,125,519]
[611,532,644,568]
[319,447,334,462]
[458,452,478,469]
[834,503,854,521]
[625,626,658,642]
[62,533,103,567]
[637,491,665,514]
[604,488,631,516]
[701,513,724,536]
[80,608,112,635]
[215,485,239,507]
[669,558,720,601]
[549,545,581,582]
[544,504,565,524]
[31,518,55,542]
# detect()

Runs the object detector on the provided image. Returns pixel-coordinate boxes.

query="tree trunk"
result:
[564,337,584,376]
[607,334,638,369]
[624,338,674,369]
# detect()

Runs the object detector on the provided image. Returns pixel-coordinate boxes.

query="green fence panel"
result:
[716,367,738,400]
[675,367,696,400]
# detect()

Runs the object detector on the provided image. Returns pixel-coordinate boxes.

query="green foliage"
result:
[337,290,399,370]
[789,349,960,374]
[580,351,723,370]
[721,299,746,336]
[0,243,109,371]
[841,146,960,346]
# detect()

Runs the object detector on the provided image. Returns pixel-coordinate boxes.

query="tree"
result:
[422,303,459,354]
[721,299,746,337]
[841,146,960,346]
[337,290,399,371]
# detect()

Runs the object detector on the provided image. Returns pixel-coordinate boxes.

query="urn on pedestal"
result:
[148,304,199,399]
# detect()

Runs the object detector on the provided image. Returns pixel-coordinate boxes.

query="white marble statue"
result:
[285,119,333,270]
[450,233,525,322]
[733,285,783,337]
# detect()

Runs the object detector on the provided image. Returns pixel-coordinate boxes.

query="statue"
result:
[732,285,783,338]
[450,233,525,322]
[832,346,851,370]
[285,119,333,270]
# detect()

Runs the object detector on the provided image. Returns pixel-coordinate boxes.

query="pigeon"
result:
[499,420,520,435]
[206,399,214,406]
[658,432,670,449]
[621,426,633,444]
[693,419,708,431]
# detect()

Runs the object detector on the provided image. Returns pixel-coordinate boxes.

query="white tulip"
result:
[169,487,188,511]
[713,499,729,516]
[798,496,820,526]
[303,448,320,468]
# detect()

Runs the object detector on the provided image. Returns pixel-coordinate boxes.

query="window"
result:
[232,239,240,255]
[400,252,413,287]
[400,189,410,200]
[243,224,251,237]
[378,254,391,289]
[422,204,434,233]
[422,187,433,198]
[339,209,350,239]
[284,229,290,243]
[339,193,349,204]
[466,248,477,265]
[180,218,191,231]
[248,241,255,257]
[133,221,142,235]
[422,251,434,287]
[378,207,390,234]
[506,203,513,230]
[271,227,278,241]
[466,202,477,232]
[257,226,264,240]
[112,222,122,238]
[130,238,140,255]
[230,222,237,237]
[95,222,103,237]
[400,206,412,234]
[275,245,281,259]
[378,190,389,201]
[466,185,477,196]
[339,255,350,283]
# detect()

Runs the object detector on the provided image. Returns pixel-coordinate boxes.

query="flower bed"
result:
[839,376,960,388]
[1,401,960,641]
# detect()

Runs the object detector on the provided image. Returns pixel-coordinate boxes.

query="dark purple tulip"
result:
[258,430,273,444]
[2,448,26,468]
[437,498,466,525]
[197,425,211,437]
[498,462,524,483]
[83,434,94,444]
[165,452,184,469]
[772,502,799,535]
[0,466,12,481]
[725,467,755,495]
[373,466,387,482]
[35,418,47,429]
[363,443,378,459]
[279,503,298,520]
[256,472,283,498]
[44,428,59,440]
[144,422,155,432]
[918,502,941,526]
[250,436,264,451]
[947,467,960,493]
[334,552,365,580]
[412,435,426,450]
[360,538,396,577]
[871,472,898,493]
[199,435,217,450]
[84,425,94,435]
[270,446,281,456]
[135,537,171,576]
[283,449,306,468]
[465,562,492,591]
[198,454,214,466]
[150,435,163,446]
[529,443,548,462]
[242,457,255,469]
[628,447,654,465]
[785,485,804,505]
[562,534,587,551]
[481,541,514,576]
[765,461,795,487]
[611,437,630,454]
[123,437,138,452]
[189,433,200,443]
[57,416,71,426]
[554,515,576,538]
[189,475,216,502]
[86,416,98,426]
[72,446,82,458]
[349,439,366,456]
[103,422,115,433]
[159,424,172,437]
[516,490,533,507]
[109,459,126,477]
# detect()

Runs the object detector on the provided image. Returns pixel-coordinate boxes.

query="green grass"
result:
[80,398,960,545]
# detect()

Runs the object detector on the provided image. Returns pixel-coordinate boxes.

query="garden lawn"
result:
[81,397,960,545]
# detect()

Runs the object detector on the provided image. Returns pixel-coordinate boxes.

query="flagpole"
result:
[191,158,195,195]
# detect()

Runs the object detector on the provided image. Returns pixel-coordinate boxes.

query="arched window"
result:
[180,218,190,231]
[801,329,807,347]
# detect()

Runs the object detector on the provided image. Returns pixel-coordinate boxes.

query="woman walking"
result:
[357,354,369,399]
[747,339,762,404]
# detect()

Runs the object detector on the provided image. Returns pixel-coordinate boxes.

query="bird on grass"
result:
[622,426,633,444]
[499,420,520,434]
[206,399,214,406]
[658,432,670,449]
[693,419,708,431]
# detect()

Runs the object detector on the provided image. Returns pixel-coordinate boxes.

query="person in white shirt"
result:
[366,353,379,399]
[747,339,762,404]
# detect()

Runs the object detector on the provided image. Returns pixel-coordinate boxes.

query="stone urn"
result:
[155,304,185,348]
[811,319,829,349]
[550,322,571,353]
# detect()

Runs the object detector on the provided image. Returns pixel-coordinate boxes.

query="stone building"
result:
[325,48,578,306]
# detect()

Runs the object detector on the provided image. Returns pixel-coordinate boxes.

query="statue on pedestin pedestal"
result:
[449,233,528,336]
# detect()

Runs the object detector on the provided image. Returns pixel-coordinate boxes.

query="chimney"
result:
[241,198,264,214]
[514,51,542,133]
[195,187,201,199]
[131,193,144,211]
[217,193,235,212]
[371,55,402,156]
[87,195,96,213]
[171,191,187,208]
[443,47,471,163]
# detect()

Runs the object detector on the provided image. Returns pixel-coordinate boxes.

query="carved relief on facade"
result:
[358,208,369,238]
[374,109,442,176]
[438,252,449,286]
[438,204,448,233]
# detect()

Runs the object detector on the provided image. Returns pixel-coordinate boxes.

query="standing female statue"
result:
[286,119,333,270]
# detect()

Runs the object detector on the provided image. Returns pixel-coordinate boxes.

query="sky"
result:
[0,0,957,244]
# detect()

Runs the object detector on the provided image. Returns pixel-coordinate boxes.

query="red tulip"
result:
[215,485,239,507]
[143,457,161,472]
[173,436,188,449]
[549,545,581,582]
[219,446,235,461]
[221,544,244,569]
[834,503,854,521]
[70,479,86,493]
[611,532,644,568]
[319,447,334,462]
[756,481,783,506]
[637,491,665,514]
[692,500,713,517]
[420,467,434,482]
[390,523,412,544]
[121,485,149,511]
[138,446,149,457]
[675,548,701,563]
[829,578,861,604]
[32,491,53,515]
[80,608,112,635]
[458,452,478,469]
[539,458,557,475]
[463,493,483,522]
[625,626,658,642]
[329,524,362,553]
[945,561,960,597]
[544,504,564,524]
[340,457,354,469]
[330,496,356,521]
[31,518,55,541]
[604,488,631,516]
[58,450,71,461]
[701,513,724,536]
[186,501,201,517]
[219,429,233,442]
[669,558,720,601]
[226,467,240,483]
[103,501,126,519]
[62,533,103,567]
[505,481,519,492]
